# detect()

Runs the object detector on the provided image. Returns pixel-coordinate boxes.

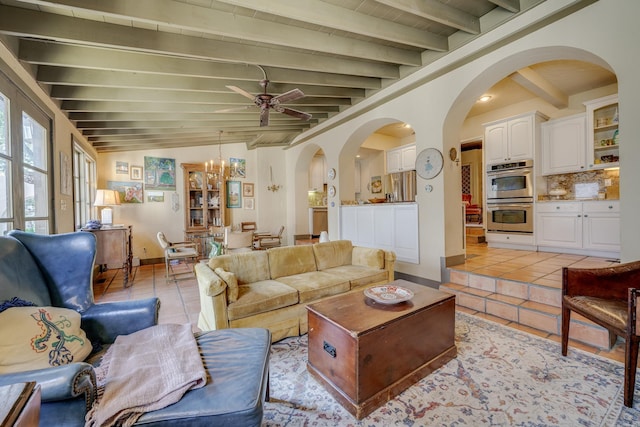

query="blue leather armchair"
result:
[0,230,159,424]
[0,230,271,426]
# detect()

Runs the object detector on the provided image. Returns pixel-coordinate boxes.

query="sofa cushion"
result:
[322,265,389,289]
[215,268,239,303]
[352,246,385,269]
[312,240,353,271]
[277,271,350,303]
[208,251,271,284]
[227,280,298,321]
[268,245,317,280]
[0,306,92,374]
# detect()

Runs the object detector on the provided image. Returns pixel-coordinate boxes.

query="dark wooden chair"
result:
[561,261,640,407]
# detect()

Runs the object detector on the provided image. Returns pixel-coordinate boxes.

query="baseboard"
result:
[395,271,440,290]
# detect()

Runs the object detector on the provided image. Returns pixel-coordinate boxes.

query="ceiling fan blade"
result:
[226,85,257,101]
[213,105,253,113]
[271,88,305,105]
[279,107,312,121]
[259,106,270,127]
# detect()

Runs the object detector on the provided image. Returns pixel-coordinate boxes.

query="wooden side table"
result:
[0,382,41,426]
[82,225,133,287]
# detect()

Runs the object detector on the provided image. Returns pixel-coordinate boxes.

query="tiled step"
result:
[441,269,611,349]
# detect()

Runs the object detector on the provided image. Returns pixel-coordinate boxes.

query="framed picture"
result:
[226,180,242,208]
[144,156,176,191]
[107,181,143,204]
[146,190,164,202]
[116,161,129,174]
[130,166,143,180]
[244,197,254,210]
[59,151,72,195]
[243,182,254,197]
[230,158,246,178]
[371,175,382,193]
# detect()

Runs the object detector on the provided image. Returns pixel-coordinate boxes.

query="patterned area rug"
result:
[263,312,640,426]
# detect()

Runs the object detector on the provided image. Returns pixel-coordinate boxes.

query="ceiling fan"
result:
[225,79,312,127]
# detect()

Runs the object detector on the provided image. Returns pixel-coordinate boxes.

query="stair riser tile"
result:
[519,308,559,335]
[486,300,519,322]
[528,285,562,308]
[450,270,468,286]
[468,274,496,292]
[496,279,528,299]
[567,320,611,349]
[456,293,486,312]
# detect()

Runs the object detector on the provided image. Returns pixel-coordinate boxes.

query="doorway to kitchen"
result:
[461,138,484,243]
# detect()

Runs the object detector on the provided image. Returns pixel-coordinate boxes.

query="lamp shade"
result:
[94,189,120,225]
[94,189,120,207]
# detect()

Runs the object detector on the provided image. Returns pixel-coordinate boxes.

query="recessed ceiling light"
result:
[478,95,492,103]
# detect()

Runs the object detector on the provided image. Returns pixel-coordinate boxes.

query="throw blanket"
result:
[85,324,206,427]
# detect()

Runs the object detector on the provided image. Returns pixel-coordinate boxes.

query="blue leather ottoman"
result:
[40,328,271,426]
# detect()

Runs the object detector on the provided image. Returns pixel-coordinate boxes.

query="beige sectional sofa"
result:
[195,240,396,342]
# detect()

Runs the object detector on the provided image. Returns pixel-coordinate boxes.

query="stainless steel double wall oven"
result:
[486,159,534,233]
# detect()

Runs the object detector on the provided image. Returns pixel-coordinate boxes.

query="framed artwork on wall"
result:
[116,161,129,174]
[107,181,144,204]
[243,182,254,197]
[59,151,72,195]
[144,156,176,191]
[244,197,254,210]
[130,166,143,180]
[226,180,242,208]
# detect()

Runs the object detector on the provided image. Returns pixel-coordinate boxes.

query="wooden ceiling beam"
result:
[1,5,399,78]
[215,0,447,50]
[38,67,366,98]
[9,1,422,65]
[376,0,480,34]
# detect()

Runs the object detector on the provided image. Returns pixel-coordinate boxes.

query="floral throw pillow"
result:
[0,306,92,374]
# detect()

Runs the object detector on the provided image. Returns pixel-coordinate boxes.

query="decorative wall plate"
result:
[415,148,444,179]
[327,167,336,180]
[449,147,458,161]
[328,185,336,197]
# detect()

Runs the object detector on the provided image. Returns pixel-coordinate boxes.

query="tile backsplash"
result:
[543,169,620,200]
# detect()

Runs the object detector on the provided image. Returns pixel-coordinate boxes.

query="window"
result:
[0,72,52,234]
[73,141,96,229]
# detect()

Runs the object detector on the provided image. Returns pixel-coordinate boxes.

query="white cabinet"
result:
[536,202,582,248]
[540,114,586,175]
[386,144,416,173]
[584,94,619,170]
[536,201,619,255]
[340,203,419,263]
[582,201,620,252]
[484,112,547,165]
[309,155,326,190]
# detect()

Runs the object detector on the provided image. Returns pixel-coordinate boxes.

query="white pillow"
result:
[0,306,92,374]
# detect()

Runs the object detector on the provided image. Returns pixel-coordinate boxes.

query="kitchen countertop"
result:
[537,198,619,202]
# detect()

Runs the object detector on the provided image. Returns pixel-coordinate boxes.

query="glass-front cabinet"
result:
[584,94,619,169]
[181,162,226,233]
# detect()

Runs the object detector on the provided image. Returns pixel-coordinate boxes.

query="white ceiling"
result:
[0,1,614,152]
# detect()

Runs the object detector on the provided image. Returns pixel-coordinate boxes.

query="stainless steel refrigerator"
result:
[389,170,416,202]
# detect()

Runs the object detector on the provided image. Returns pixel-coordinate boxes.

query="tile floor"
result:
[94,246,627,364]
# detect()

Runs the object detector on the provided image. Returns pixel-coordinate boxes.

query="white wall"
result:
[286,0,640,283]
[98,143,263,260]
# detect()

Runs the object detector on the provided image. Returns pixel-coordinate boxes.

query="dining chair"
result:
[156,232,198,283]
[256,226,285,249]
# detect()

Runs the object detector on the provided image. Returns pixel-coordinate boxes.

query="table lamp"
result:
[94,189,120,225]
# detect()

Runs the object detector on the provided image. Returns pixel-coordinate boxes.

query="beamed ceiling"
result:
[0,0,606,152]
